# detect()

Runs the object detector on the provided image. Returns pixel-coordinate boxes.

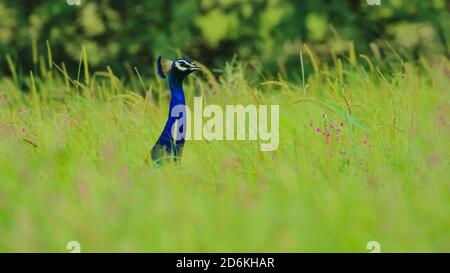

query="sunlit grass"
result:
[0,48,449,252]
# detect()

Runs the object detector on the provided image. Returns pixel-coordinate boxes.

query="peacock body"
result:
[150,56,200,164]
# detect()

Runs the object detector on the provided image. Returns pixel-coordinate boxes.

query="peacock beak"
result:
[190,63,201,71]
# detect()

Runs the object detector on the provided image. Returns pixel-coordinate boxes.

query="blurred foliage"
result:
[0,0,448,77]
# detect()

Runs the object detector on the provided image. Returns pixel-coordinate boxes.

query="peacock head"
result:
[157,56,200,80]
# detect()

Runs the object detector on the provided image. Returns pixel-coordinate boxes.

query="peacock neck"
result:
[159,73,186,145]
[168,73,185,108]
[150,72,186,161]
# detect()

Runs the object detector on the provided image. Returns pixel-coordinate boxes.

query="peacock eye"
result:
[175,61,188,71]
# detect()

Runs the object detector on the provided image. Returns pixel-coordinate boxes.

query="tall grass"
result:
[0,45,449,252]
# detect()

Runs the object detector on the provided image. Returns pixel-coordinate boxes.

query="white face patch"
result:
[175,60,189,71]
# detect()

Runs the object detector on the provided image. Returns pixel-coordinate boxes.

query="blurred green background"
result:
[0,0,449,252]
[0,0,449,77]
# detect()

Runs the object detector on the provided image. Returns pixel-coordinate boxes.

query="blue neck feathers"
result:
[168,72,186,110]
[151,72,186,162]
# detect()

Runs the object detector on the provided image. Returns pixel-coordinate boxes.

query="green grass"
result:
[0,49,449,252]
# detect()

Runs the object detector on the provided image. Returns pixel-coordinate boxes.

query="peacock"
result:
[150,56,200,164]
